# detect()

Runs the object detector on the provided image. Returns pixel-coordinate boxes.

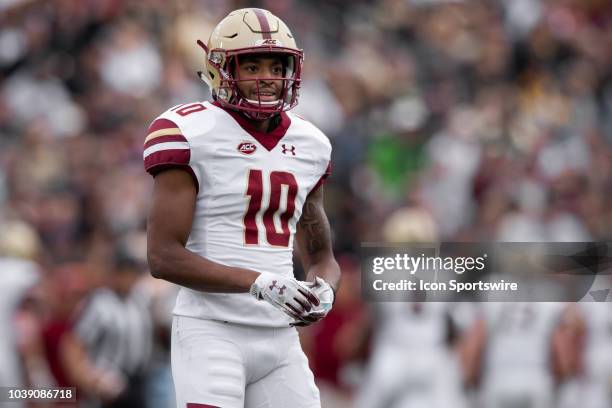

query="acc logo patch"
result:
[237,142,257,155]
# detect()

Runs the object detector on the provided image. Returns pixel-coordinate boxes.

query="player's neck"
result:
[250,118,271,133]
[246,114,281,133]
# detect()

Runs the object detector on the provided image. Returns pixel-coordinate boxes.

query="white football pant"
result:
[171,315,320,408]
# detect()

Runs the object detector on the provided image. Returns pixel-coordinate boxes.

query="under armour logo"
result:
[269,280,287,295]
[281,144,296,156]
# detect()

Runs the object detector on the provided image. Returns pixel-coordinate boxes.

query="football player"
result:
[144,8,340,408]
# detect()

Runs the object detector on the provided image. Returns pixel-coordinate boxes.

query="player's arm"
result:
[296,185,341,293]
[458,317,486,388]
[147,169,259,292]
[551,304,584,380]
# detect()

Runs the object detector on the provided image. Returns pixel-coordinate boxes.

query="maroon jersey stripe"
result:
[311,176,326,194]
[147,118,179,133]
[323,161,332,178]
[144,134,187,149]
[311,161,332,194]
[253,9,272,39]
[144,149,190,173]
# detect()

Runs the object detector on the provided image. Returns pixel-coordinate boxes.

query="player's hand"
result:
[291,277,335,327]
[250,272,320,320]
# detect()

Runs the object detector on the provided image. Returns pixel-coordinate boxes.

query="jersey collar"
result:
[212,101,291,151]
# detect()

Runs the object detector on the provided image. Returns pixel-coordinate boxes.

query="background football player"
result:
[354,208,469,408]
[144,8,340,408]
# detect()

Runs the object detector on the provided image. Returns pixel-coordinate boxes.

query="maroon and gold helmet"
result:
[198,8,303,120]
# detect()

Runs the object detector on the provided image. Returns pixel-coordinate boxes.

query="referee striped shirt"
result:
[74,287,153,377]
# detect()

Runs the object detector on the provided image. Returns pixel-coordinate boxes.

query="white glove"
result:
[291,277,335,326]
[250,272,320,320]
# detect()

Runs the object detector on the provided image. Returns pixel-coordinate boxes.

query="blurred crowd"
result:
[1,0,612,407]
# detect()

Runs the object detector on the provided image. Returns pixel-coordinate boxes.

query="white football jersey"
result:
[356,303,468,408]
[0,258,39,391]
[375,302,450,350]
[143,101,331,327]
[483,302,564,373]
[480,303,565,408]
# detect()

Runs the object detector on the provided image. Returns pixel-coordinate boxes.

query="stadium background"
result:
[0,0,611,407]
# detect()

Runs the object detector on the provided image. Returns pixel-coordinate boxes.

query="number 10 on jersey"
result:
[244,169,298,247]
